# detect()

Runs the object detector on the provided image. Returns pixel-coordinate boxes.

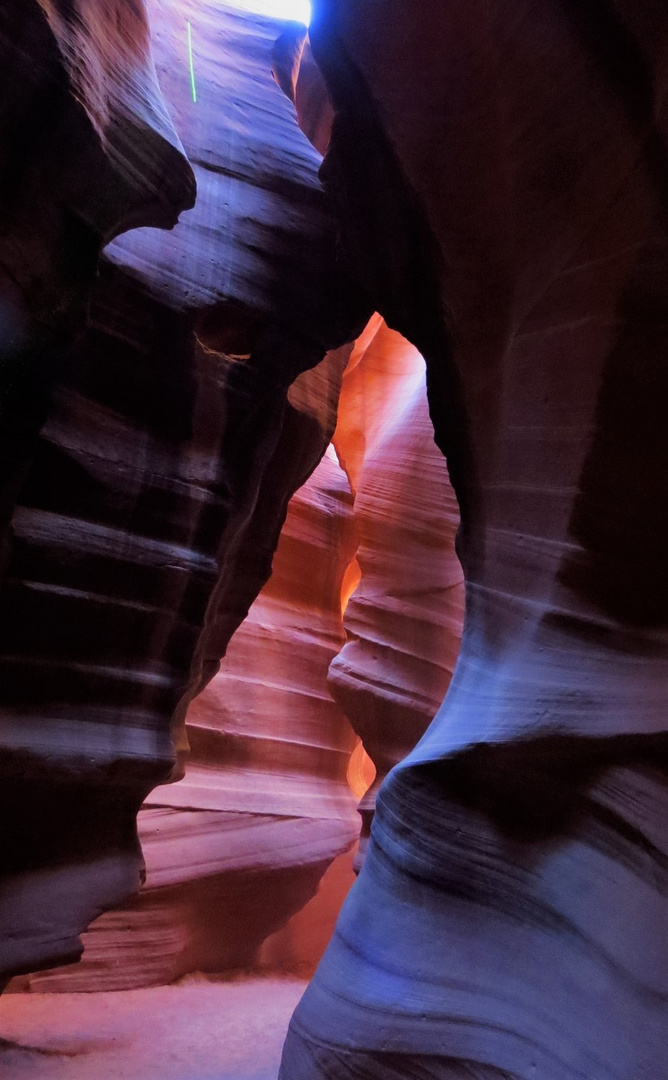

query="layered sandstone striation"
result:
[0,0,367,985]
[21,312,467,990]
[0,0,194,989]
[330,319,464,867]
[15,312,465,990]
[19,444,360,990]
[0,0,195,580]
[282,3,668,1078]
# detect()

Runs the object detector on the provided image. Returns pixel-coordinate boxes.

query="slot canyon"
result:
[0,2,666,1079]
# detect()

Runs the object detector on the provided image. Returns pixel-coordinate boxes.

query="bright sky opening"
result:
[225,0,311,24]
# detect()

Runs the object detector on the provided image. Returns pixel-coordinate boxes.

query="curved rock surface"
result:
[281,2,668,1078]
[20,315,465,990]
[19,444,360,990]
[330,319,464,867]
[0,0,367,984]
[0,0,195,580]
[0,0,194,990]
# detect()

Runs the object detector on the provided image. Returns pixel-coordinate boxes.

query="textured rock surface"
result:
[0,0,194,344]
[18,446,359,990]
[0,0,195,563]
[0,0,194,987]
[0,0,366,984]
[281,2,668,1078]
[21,317,464,990]
[330,319,464,867]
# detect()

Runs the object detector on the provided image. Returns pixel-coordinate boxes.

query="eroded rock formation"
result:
[0,0,195,578]
[17,441,360,990]
[0,0,194,988]
[0,0,367,984]
[281,3,668,1078]
[6,301,469,990]
[14,309,468,990]
[330,318,464,867]
[4,5,666,1074]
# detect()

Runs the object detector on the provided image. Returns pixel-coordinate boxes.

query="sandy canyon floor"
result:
[0,976,305,1080]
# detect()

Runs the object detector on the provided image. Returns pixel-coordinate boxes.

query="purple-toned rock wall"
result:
[0,0,367,984]
[281,3,668,1077]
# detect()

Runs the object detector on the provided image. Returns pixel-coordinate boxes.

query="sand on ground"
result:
[0,975,305,1080]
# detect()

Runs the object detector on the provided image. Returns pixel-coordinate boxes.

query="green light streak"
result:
[187,21,197,103]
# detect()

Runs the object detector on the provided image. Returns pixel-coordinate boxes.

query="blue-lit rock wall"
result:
[281,2,668,1077]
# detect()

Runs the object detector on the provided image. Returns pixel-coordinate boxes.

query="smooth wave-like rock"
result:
[0,0,194,991]
[27,316,464,989]
[19,443,360,990]
[0,1,367,984]
[330,319,464,867]
[0,0,195,578]
[281,2,668,1077]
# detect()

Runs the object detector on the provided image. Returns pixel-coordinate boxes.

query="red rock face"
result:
[3,10,665,1075]
[0,1,368,984]
[281,3,668,1078]
[14,310,468,991]
[330,319,464,868]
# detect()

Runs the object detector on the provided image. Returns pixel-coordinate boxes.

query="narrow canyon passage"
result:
[0,305,464,1071]
[0,2,465,1063]
[1,2,667,1079]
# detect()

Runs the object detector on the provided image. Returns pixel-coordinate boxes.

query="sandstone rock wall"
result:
[282,3,668,1078]
[10,302,470,990]
[330,318,464,867]
[0,0,367,984]
[0,0,195,582]
[0,0,193,987]
[17,441,360,990]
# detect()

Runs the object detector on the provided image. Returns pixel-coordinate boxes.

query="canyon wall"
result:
[0,0,195,583]
[16,441,360,990]
[0,0,194,988]
[5,7,664,1068]
[14,312,469,992]
[330,318,464,867]
[0,0,368,985]
[282,2,668,1078]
